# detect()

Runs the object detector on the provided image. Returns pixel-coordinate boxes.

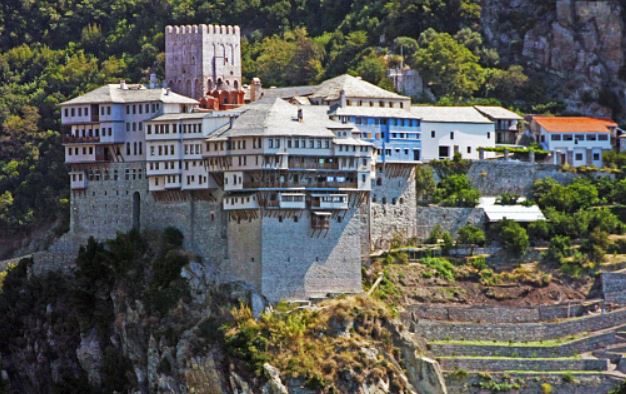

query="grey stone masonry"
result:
[403,302,600,323]
[438,357,609,372]
[466,161,579,195]
[370,164,417,249]
[602,272,626,304]
[445,372,624,394]
[260,209,364,301]
[410,308,626,341]
[429,332,619,358]
[414,207,486,240]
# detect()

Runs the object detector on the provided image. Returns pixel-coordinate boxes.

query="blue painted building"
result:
[332,107,422,163]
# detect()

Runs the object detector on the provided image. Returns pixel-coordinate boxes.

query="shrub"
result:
[496,192,519,205]
[543,235,572,264]
[433,174,480,207]
[162,226,184,249]
[493,219,529,256]
[528,220,551,243]
[457,224,486,246]
[420,257,455,281]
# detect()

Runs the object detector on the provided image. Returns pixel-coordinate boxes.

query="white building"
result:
[531,116,617,167]
[474,106,522,145]
[144,111,239,192]
[59,81,198,190]
[410,106,496,161]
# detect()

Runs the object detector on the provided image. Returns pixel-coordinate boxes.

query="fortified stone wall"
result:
[67,163,226,270]
[410,308,626,341]
[466,161,578,195]
[414,207,485,239]
[370,165,417,249]
[430,332,618,358]
[260,209,364,301]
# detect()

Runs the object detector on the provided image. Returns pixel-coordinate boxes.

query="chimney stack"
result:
[120,80,128,90]
[297,108,303,123]
[165,88,171,95]
[149,73,157,89]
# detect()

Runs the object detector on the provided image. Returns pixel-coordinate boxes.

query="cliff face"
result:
[481,0,626,119]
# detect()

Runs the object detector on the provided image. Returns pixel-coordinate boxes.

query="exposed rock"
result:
[261,363,288,394]
[482,0,626,118]
[75,328,103,387]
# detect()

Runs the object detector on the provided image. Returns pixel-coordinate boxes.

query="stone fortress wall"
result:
[369,164,417,249]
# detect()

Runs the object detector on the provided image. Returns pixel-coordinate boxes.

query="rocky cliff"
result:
[481,0,626,119]
[0,230,447,394]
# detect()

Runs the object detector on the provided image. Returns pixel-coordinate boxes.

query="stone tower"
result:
[165,24,242,100]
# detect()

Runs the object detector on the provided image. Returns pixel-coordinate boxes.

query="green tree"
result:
[543,235,571,264]
[414,29,485,99]
[349,51,393,89]
[457,224,486,246]
[494,219,529,256]
[433,174,480,207]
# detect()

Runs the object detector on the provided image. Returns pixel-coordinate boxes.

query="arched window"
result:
[234,80,239,90]
[207,78,214,92]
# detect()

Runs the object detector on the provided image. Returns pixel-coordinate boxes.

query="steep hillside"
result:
[481,0,626,118]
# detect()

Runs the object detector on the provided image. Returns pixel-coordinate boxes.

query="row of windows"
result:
[376,148,421,158]
[74,168,143,182]
[345,100,405,109]
[573,152,601,161]
[67,146,93,156]
[64,106,90,118]
[429,130,491,140]
[148,160,203,171]
[126,122,143,132]
[337,144,369,153]
[126,142,143,156]
[146,123,202,134]
[225,195,256,205]
[371,195,405,205]
[549,133,609,142]
[184,144,202,155]
[351,116,419,127]
[359,132,420,140]
[126,103,160,115]
[100,106,112,116]
[150,144,176,156]
[70,127,113,138]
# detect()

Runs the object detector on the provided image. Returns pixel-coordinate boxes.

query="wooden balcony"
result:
[63,135,101,144]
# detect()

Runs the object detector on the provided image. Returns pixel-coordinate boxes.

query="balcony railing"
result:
[63,135,101,144]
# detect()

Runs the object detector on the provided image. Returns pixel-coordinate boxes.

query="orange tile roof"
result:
[533,116,617,133]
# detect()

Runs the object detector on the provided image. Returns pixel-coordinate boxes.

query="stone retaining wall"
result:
[444,372,623,394]
[404,302,599,323]
[439,357,608,372]
[429,332,618,358]
[409,308,626,341]
[466,161,578,195]
[415,207,485,239]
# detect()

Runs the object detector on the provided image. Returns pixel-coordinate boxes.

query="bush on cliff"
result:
[433,174,480,207]
[492,219,529,256]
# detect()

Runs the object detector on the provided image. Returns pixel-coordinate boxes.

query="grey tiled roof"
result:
[334,106,421,119]
[310,74,408,101]
[474,106,522,120]
[262,85,319,99]
[60,84,198,105]
[410,106,493,124]
[148,110,240,122]
[209,97,344,139]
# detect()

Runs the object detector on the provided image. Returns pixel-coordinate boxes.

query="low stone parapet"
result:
[409,308,626,341]
[429,332,619,358]
[439,357,609,372]
[403,301,600,324]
